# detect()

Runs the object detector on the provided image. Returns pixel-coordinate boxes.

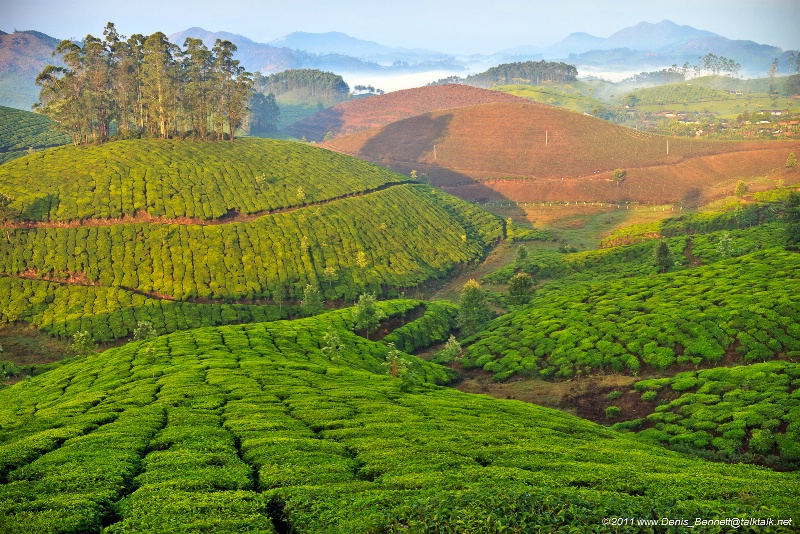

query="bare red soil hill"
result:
[326,101,800,205]
[283,84,526,141]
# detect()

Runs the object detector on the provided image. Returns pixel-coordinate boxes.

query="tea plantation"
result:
[0,138,413,222]
[625,361,800,470]
[0,106,70,165]
[0,139,502,340]
[0,306,796,532]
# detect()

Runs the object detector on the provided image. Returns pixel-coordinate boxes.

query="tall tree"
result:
[182,38,214,139]
[783,191,800,249]
[141,32,180,138]
[506,272,534,307]
[769,58,779,97]
[248,92,280,132]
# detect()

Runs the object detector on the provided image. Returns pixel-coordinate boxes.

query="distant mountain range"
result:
[168,28,461,74]
[0,20,795,111]
[0,30,62,109]
[502,20,786,76]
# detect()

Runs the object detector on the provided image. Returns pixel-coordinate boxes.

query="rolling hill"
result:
[283,84,526,142]
[0,305,796,532]
[0,139,502,342]
[0,106,70,164]
[326,100,800,205]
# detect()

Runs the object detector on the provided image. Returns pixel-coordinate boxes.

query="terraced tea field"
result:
[0,306,796,532]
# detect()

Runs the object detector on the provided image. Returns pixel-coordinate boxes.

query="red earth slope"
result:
[326,101,800,205]
[283,84,526,141]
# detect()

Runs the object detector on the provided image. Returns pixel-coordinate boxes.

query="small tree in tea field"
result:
[302,284,324,316]
[654,241,674,273]
[735,180,747,199]
[458,280,493,337]
[507,272,534,307]
[352,293,385,340]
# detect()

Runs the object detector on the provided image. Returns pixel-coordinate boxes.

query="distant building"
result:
[762,109,789,116]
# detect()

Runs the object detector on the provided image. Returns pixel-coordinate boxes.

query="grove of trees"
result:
[252,69,349,101]
[34,23,252,144]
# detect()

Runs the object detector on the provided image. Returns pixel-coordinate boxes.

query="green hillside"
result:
[497,82,607,114]
[1,184,499,302]
[0,139,502,348]
[626,361,800,470]
[0,307,796,532]
[0,138,408,222]
[0,106,70,165]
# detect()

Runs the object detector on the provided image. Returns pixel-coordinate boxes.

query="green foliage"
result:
[0,276,291,343]
[605,406,621,419]
[321,327,346,363]
[463,60,578,86]
[352,293,385,340]
[506,272,534,307]
[431,335,462,364]
[0,192,13,222]
[0,185,501,303]
[784,190,800,248]
[0,106,70,164]
[35,25,251,144]
[301,285,324,317]
[70,330,95,356]
[787,152,797,168]
[0,138,404,222]
[735,180,748,199]
[133,321,157,342]
[612,168,626,183]
[654,240,674,273]
[631,362,800,469]
[515,244,528,266]
[0,312,794,531]
[253,69,349,103]
[458,280,493,337]
[464,249,800,380]
[383,301,458,354]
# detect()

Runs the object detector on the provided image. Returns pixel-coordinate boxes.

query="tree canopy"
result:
[252,69,349,102]
[35,23,252,144]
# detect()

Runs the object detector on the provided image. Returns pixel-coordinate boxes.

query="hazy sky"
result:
[3,0,799,54]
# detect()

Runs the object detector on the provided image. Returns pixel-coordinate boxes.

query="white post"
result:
[434,144,437,160]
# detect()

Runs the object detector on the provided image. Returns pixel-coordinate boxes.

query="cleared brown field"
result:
[283,84,525,141]
[327,101,800,205]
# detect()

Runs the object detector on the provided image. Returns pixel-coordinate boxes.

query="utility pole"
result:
[667,140,669,155]
[546,131,548,145]
[434,144,437,160]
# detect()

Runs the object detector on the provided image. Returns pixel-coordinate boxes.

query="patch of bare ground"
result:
[0,322,71,366]
[327,99,800,206]
[285,84,527,141]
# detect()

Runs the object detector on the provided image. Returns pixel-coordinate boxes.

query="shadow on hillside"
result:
[21,194,59,222]
[283,108,344,142]
[353,113,527,220]
[360,113,452,164]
